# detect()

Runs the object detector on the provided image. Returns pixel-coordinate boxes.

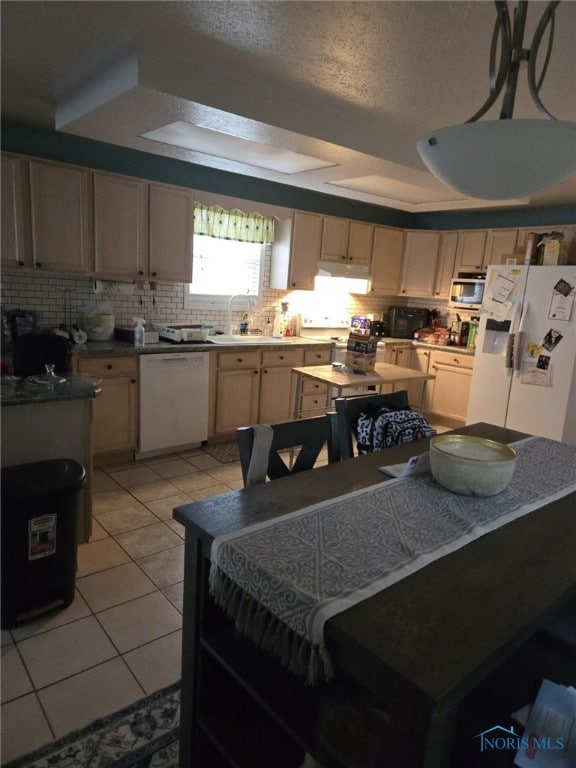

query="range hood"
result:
[317,261,371,280]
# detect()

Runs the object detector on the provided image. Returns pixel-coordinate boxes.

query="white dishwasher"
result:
[138,352,209,457]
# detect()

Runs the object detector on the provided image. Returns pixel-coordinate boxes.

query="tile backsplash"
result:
[1,251,449,336]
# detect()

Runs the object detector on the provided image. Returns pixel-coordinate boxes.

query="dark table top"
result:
[174,423,576,710]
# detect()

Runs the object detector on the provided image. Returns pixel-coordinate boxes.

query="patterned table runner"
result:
[210,437,576,684]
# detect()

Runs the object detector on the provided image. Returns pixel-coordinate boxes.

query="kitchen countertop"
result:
[1,374,101,406]
[70,337,334,357]
[412,340,475,355]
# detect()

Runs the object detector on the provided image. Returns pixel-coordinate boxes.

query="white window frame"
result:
[183,236,266,310]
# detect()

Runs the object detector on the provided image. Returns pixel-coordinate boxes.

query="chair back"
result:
[334,391,410,460]
[12,333,71,377]
[237,413,340,486]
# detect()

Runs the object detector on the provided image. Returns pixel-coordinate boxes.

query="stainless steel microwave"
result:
[448,275,486,312]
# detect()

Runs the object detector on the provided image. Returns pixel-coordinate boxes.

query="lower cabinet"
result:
[76,356,138,464]
[213,346,332,436]
[426,350,474,426]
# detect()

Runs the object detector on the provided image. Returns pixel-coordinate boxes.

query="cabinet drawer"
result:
[78,356,137,378]
[303,347,332,365]
[218,350,261,369]
[301,393,328,411]
[429,351,475,370]
[302,379,328,395]
[261,349,304,367]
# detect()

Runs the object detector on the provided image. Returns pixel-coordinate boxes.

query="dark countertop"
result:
[1,374,101,406]
[70,338,334,357]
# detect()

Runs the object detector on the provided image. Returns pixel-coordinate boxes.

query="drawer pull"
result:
[238,358,243,363]
[279,355,284,360]
[107,364,113,370]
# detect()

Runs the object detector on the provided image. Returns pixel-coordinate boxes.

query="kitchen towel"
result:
[210,437,576,685]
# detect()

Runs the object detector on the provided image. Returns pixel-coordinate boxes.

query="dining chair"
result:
[12,333,71,377]
[334,390,411,460]
[237,413,340,486]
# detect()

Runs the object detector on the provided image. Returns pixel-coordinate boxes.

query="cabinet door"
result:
[93,172,149,279]
[484,229,519,266]
[370,227,405,296]
[400,231,441,297]
[259,367,297,423]
[321,217,349,261]
[215,368,260,434]
[289,212,323,289]
[427,352,473,422]
[433,232,458,298]
[149,183,195,282]
[78,357,138,457]
[29,160,93,274]
[453,230,488,274]
[347,221,374,265]
[1,154,31,269]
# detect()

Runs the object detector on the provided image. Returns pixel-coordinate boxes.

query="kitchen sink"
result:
[208,335,302,345]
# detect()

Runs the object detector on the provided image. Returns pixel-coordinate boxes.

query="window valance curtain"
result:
[194,204,275,243]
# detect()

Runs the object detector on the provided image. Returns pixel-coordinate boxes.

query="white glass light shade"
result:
[417,119,576,199]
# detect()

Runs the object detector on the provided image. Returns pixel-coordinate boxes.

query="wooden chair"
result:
[237,413,340,486]
[334,390,410,460]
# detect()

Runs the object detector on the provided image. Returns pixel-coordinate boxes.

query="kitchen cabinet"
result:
[93,172,149,280]
[213,345,332,435]
[259,348,305,423]
[369,226,405,296]
[426,349,474,426]
[516,226,576,264]
[29,159,93,274]
[149,183,195,283]
[399,231,441,297]
[320,217,373,266]
[380,343,428,407]
[271,212,323,290]
[484,229,519,266]
[453,230,488,274]
[433,232,458,298]
[75,356,138,464]
[1,153,31,269]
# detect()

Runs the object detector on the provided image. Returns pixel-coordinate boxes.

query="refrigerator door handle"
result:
[513,332,524,371]
[505,333,515,368]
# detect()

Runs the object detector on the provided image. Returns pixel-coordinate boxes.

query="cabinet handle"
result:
[36,262,42,268]
[254,370,258,375]
[107,364,113,370]
[263,369,268,374]
[152,271,157,277]
[139,270,144,275]
[237,358,243,363]
[279,355,284,360]
[131,378,136,384]
[17,260,24,267]
[453,358,460,364]
[341,255,346,261]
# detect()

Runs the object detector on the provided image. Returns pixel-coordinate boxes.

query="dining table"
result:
[291,362,434,418]
[173,423,576,768]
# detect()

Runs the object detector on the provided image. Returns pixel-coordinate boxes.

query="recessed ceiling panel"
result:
[141,120,338,175]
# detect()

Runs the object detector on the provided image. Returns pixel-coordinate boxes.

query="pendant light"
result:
[417,1,576,200]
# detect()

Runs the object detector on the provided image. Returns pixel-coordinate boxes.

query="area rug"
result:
[202,441,240,463]
[5,682,180,768]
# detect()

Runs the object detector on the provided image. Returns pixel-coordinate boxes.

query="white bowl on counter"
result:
[429,434,517,496]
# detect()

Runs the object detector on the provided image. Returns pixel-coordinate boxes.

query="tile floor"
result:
[0,446,246,765]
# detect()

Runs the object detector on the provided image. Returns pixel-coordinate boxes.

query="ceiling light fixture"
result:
[417,1,576,200]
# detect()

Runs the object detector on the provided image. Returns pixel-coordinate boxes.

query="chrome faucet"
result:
[226,294,256,335]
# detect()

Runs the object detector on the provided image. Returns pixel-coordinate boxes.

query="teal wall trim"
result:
[3,120,574,230]
[1,121,414,227]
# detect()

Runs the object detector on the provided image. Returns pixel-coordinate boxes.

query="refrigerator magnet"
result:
[542,329,563,352]
[521,363,552,387]
[548,289,574,321]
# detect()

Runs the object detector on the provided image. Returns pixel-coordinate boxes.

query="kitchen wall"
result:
[1,251,448,338]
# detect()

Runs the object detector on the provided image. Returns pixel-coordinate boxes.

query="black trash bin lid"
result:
[1,459,86,503]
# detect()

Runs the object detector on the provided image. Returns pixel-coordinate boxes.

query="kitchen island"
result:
[1,374,100,543]
[174,423,576,768]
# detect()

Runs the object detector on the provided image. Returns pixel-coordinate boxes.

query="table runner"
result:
[210,437,576,685]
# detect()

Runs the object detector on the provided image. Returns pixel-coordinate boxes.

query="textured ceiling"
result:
[2,1,575,212]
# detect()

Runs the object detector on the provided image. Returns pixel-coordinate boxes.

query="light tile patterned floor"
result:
[0,446,245,765]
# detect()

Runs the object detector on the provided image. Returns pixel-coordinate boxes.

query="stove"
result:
[297,314,352,349]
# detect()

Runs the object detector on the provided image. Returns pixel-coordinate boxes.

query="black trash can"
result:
[1,459,86,629]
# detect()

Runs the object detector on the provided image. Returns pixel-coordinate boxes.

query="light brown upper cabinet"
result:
[1,154,31,269]
[433,232,459,298]
[29,159,93,274]
[369,226,405,296]
[270,212,323,290]
[453,230,489,273]
[484,229,519,266]
[399,231,441,298]
[93,172,149,280]
[149,183,195,283]
[321,217,373,266]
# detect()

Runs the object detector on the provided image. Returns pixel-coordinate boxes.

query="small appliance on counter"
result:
[386,306,430,339]
[115,326,160,345]
[151,323,212,343]
[369,320,388,337]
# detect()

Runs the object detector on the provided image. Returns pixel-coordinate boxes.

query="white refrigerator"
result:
[466,264,576,445]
